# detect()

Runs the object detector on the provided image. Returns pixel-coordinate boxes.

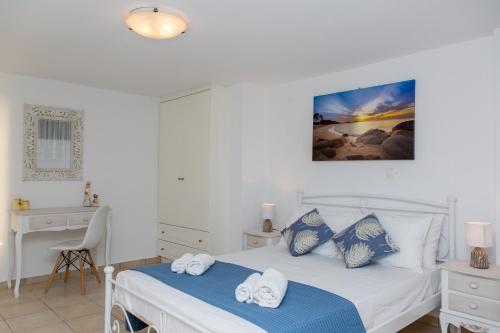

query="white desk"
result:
[7,207,111,298]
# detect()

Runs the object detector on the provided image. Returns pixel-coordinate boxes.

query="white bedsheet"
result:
[114,246,440,332]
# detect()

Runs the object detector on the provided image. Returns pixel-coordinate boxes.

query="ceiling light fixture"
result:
[125,7,188,40]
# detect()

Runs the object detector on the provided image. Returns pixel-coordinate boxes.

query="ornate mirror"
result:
[23,104,84,181]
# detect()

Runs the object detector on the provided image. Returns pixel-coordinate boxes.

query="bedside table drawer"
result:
[449,272,500,300]
[449,293,500,322]
[246,235,268,248]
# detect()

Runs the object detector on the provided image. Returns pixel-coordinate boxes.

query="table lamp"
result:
[465,221,493,269]
[261,203,275,233]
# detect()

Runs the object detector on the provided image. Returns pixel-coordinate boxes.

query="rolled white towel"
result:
[235,273,261,303]
[171,253,194,274]
[186,254,215,276]
[253,268,288,309]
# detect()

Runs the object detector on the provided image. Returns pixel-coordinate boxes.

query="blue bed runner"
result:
[128,261,365,333]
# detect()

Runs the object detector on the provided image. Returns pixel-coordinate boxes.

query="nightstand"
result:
[440,260,500,333]
[243,229,281,250]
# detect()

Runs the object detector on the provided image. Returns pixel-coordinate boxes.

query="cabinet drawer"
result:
[68,213,93,226]
[158,240,206,260]
[449,293,500,322]
[29,215,67,230]
[449,272,500,300]
[246,235,268,248]
[159,224,208,251]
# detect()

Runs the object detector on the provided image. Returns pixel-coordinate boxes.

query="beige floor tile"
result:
[53,301,102,320]
[31,283,79,298]
[0,300,49,319]
[0,290,38,307]
[6,310,61,332]
[39,293,89,309]
[0,321,12,333]
[84,291,105,307]
[16,322,74,333]
[67,313,104,333]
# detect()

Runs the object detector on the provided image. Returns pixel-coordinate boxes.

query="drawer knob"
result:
[161,231,165,234]
[46,219,53,224]
[198,239,203,243]
[468,282,478,290]
[160,247,165,251]
[83,218,89,222]
[468,303,478,310]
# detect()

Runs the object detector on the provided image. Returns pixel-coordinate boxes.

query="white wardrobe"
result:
[158,89,210,259]
[158,86,241,260]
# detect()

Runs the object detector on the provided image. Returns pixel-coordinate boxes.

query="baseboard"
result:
[0,256,161,290]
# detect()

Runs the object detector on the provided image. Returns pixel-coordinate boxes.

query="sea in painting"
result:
[313,80,415,161]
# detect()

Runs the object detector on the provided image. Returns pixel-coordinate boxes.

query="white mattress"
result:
[114,246,440,333]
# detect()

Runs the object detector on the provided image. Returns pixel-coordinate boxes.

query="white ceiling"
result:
[1,0,499,97]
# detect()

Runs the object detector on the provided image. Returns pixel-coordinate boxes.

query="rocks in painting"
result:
[391,130,413,138]
[381,135,414,160]
[313,138,345,149]
[346,154,381,160]
[392,120,414,132]
[356,129,389,145]
[381,120,415,159]
[322,148,337,159]
[313,150,329,161]
[346,155,364,160]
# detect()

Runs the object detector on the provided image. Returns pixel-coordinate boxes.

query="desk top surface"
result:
[12,206,98,216]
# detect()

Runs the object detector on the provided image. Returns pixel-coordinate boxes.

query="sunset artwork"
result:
[313,80,415,161]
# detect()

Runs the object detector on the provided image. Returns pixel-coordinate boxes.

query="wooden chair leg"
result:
[79,252,85,295]
[87,250,101,284]
[45,252,63,294]
[64,251,72,283]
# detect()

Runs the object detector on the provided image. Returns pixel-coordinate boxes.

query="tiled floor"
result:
[0,267,448,333]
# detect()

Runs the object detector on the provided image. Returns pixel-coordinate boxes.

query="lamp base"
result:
[263,219,273,233]
[470,247,489,269]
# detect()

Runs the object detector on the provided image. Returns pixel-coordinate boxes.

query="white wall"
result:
[239,36,496,262]
[0,72,159,281]
[495,28,500,264]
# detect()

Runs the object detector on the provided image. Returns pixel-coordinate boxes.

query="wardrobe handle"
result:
[177,177,184,181]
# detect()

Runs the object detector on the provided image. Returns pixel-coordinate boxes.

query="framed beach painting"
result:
[313,79,415,161]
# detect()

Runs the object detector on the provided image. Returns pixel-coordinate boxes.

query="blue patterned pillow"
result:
[281,209,334,256]
[333,214,398,268]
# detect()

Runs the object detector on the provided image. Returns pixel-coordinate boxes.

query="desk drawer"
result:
[449,272,500,300]
[68,213,93,226]
[29,215,67,230]
[449,293,500,322]
[158,240,206,260]
[159,224,208,251]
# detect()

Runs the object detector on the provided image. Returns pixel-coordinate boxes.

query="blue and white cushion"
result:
[333,214,398,268]
[281,209,334,257]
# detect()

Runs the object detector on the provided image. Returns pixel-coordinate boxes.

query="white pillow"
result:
[422,214,445,268]
[280,207,362,258]
[376,213,432,273]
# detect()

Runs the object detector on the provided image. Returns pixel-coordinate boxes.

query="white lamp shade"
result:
[465,222,493,248]
[261,203,275,220]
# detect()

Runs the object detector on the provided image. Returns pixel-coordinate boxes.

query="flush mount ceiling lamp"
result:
[125,7,188,40]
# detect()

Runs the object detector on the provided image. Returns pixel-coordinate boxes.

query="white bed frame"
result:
[104,191,457,333]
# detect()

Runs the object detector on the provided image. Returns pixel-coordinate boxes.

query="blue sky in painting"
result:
[313,80,415,123]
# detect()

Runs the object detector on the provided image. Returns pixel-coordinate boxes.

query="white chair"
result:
[45,205,110,295]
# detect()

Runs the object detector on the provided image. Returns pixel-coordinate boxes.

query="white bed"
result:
[104,192,457,333]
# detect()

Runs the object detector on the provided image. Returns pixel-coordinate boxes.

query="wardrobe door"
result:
[158,90,211,231]
[159,98,186,227]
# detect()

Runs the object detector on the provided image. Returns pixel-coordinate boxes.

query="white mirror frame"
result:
[23,104,84,181]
